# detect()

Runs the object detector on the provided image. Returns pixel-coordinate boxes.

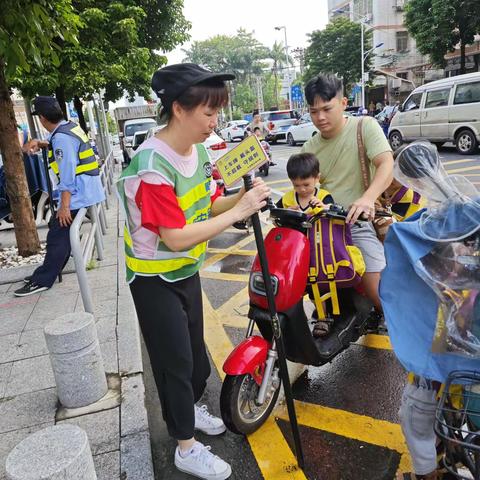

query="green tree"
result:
[183,30,272,115]
[13,0,191,131]
[303,17,373,94]
[404,0,480,74]
[0,1,80,255]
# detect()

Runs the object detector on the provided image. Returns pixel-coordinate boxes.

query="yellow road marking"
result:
[201,271,250,282]
[248,417,308,480]
[203,233,255,269]
[218,286,249,317]
[276,401,412,473]
[203,294,308,479]
[202,293,235,381]
[442,158,477,166]
[276,186,291,192]
[355,334,392,350]
[266,179,292,186]
[445,165,480,174]
[207,248,257,256]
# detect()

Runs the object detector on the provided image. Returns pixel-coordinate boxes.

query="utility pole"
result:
[275,26,293,110]
[255,76,264,112]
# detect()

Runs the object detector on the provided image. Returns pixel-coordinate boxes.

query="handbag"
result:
[356,118,394,243]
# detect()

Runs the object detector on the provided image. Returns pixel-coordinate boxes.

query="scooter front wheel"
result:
[220,373,281,435]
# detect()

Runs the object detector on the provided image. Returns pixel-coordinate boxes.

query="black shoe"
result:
[14,281,49,297]
[23,275,32,284]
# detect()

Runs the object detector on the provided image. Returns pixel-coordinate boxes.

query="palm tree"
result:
[269,41,294,108]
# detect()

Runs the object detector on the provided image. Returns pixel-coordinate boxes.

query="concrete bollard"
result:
[6,424,97,480]
[44,312,108,408]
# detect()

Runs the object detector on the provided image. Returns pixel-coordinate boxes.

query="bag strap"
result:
[356,117,371,192]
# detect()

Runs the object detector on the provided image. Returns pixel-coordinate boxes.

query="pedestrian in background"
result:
[14,96,105,297]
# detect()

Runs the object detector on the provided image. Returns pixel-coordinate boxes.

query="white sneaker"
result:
[194,404,226,435]
[174,442,232,480]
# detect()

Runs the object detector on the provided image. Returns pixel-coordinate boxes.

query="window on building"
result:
[396,72,408,79]
[396,31,409,52]
[424,89,451,108]
[454,81,480,105]
[403,93,422,112]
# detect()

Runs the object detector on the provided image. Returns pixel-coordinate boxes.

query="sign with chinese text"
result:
[215,135,268,187]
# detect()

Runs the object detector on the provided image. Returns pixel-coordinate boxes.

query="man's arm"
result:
[53,134,79,226]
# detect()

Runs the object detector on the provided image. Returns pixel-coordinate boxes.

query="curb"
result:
[115,202,155,479]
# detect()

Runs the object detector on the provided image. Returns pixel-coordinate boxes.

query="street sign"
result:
[290,84,303,103]
[215,135,268,187]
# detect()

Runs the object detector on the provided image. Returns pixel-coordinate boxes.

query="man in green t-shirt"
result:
[301,74,394,311]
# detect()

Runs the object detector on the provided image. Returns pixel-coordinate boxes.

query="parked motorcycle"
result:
[219,204,382,434]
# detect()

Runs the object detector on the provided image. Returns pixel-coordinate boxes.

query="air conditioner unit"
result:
[392,78,402,88]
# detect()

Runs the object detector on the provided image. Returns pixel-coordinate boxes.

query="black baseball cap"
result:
[151,63,235,109]
[31,96,63,117]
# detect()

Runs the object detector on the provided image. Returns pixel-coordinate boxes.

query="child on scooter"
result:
[277,153,336,337]
[276,153,334,213]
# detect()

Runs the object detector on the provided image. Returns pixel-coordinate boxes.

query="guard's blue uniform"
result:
[31,121,105,288]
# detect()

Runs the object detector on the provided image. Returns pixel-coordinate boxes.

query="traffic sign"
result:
[215,135,268,187]
[291,84,303,102]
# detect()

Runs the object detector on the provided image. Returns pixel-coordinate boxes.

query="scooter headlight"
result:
[250,273,279,296]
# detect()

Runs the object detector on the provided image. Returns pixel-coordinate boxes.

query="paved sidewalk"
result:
[0,184,154,478]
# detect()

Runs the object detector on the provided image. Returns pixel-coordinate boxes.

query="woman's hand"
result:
[233,178,270,221]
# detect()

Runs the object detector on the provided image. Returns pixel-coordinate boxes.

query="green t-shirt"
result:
[301,116,392,209]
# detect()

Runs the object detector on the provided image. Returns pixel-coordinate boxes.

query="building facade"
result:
[327,0,433,104]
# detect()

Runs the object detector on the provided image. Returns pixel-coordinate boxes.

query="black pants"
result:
[31,210,78,288]
[129,273,211,440]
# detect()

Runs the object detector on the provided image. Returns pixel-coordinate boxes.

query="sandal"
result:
[312,320,332,338]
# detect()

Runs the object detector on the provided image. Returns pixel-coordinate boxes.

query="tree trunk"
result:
[55,86,68,119]
[0,59,40,256]
[460,39,466,74]
[73,95,88,132]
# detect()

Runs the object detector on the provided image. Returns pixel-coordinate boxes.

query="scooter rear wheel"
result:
[220,373,281,435]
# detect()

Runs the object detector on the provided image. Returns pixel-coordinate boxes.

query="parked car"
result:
[145,126,228,163]
[285,114,318,146]
[260,109,300,143]
[219,120,249,142]
[388,71,480,154]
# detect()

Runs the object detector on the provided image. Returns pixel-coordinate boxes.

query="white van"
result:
[388,72,480,154]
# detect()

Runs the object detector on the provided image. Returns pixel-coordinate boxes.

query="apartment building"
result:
[327,0,434,103]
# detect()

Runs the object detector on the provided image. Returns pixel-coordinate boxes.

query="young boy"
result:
[277,153,335,337]
[276,153,334,213]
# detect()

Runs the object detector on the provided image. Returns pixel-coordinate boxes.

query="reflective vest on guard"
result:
[48,121,99,177]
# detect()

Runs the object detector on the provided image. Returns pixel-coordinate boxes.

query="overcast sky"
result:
[165,0,329,65]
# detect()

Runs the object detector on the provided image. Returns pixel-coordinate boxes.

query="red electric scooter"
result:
[220,205,382,435]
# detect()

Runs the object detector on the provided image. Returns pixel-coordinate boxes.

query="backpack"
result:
[307,217,365,319]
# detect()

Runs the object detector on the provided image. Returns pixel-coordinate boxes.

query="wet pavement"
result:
[144,142,480,480]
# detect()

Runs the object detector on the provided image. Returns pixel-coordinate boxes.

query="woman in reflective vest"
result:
[117,63,270,480]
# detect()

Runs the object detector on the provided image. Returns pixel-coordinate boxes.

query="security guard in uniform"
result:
[14,96,105,296]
